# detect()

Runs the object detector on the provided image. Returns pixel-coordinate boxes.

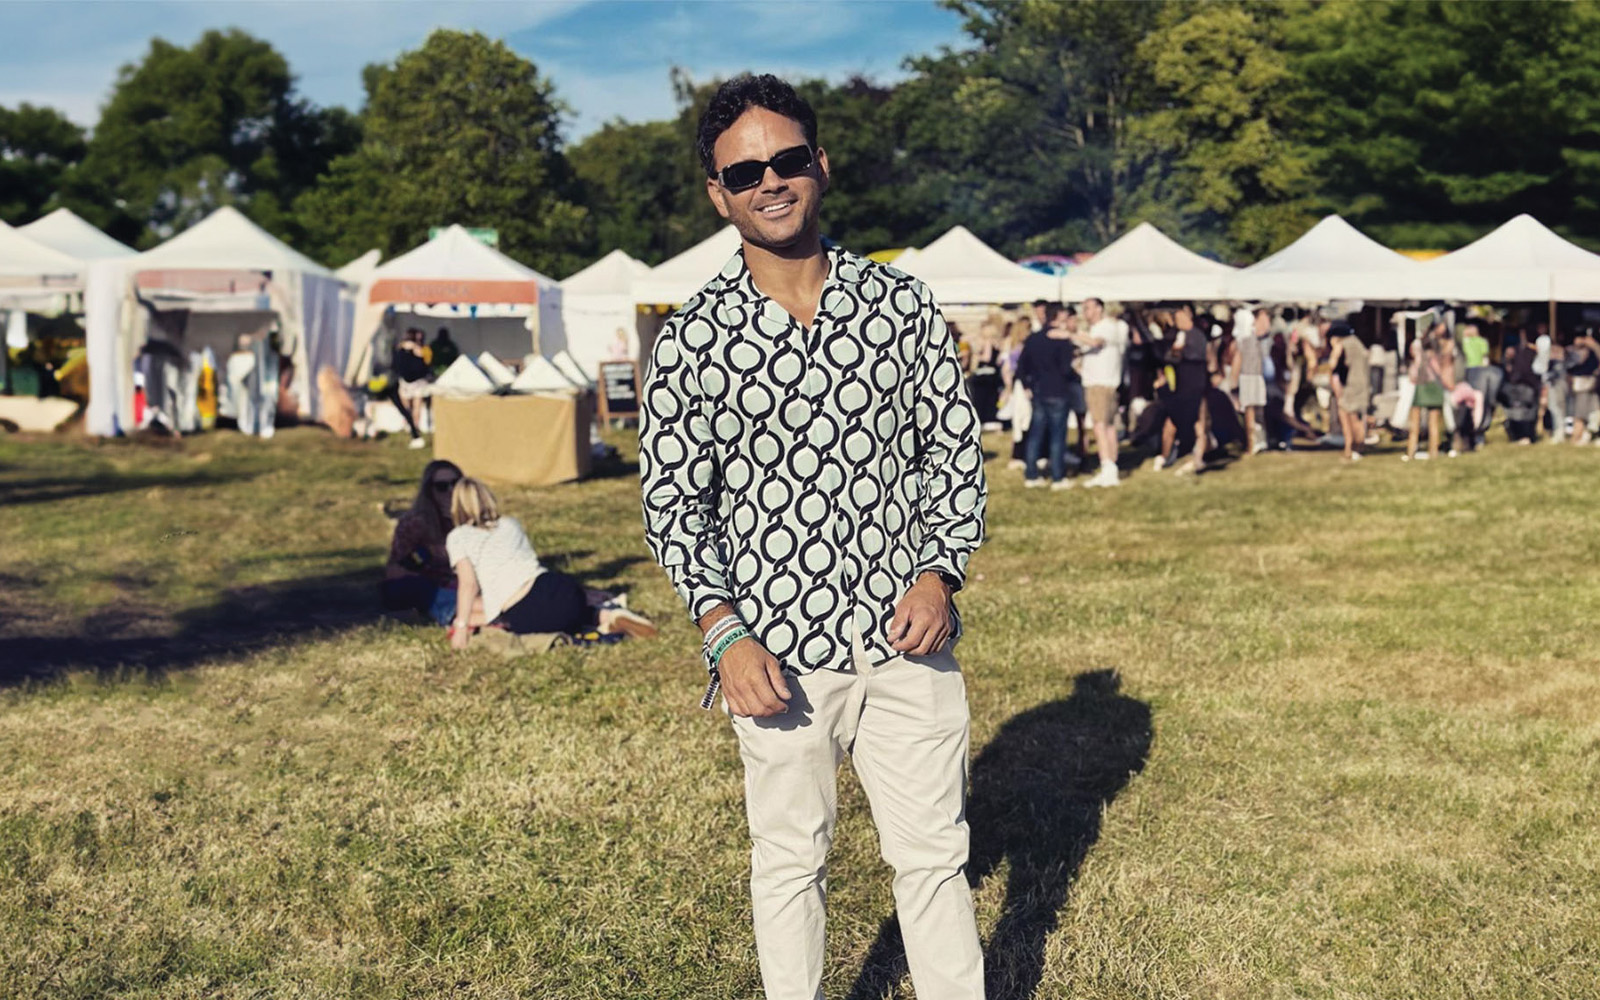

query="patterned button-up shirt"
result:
[639,244,987,674]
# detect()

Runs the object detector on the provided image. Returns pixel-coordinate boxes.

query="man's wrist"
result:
[917,570,959,595]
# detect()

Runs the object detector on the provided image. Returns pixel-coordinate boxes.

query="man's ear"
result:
[706,177,732,220]
[816,146,831,196]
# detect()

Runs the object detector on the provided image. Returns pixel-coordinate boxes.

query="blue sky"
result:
[0,1,968,140]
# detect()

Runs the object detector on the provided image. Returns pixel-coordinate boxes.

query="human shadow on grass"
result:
[846,670,1153,1000]
[0,566,386,687]
[0,468,261,507]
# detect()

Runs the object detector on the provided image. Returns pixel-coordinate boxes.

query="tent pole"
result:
[1548,298,1557,336]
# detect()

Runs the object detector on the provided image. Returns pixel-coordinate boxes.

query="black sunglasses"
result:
[714,144,815,193]
[431,479,459,492]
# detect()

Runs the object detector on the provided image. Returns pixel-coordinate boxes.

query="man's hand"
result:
[719,638,792,717]
[449,625,471,651]
[888,572,954,656]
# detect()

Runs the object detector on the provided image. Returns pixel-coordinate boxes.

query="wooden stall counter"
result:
[432,392,593,487]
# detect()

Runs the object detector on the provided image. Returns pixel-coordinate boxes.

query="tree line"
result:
[6,0,1600,279]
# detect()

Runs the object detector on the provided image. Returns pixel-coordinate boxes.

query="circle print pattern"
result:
[637,244,988,675]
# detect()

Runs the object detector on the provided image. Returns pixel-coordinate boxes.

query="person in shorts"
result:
[1233,307,1270,455]
[1077,296,1127,487]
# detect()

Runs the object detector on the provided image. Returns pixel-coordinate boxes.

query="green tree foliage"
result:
[0,103,86,225]
[1136,1,1317,257]
[1290,0,1600,248]
[76,29,356,247]
[296,29,587,275]
[908,0,1168,253]
[569,119,692,265]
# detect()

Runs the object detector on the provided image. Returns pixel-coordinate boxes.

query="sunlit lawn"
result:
[1,427,1597,999]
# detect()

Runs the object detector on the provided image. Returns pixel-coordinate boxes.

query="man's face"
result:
[1175,307,1193,330]
[706,107,829,251]
[1254,310,1270,337]
[1083,299,1104,325]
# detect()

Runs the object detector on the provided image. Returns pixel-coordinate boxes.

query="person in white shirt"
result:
[446,477,655,647]
[1075,297,1128,487]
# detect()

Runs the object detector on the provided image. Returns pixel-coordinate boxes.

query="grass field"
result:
[2,427,1598,999]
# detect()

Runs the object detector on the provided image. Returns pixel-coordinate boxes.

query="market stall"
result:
[561,248,651,380]
[1058,222,1236,303]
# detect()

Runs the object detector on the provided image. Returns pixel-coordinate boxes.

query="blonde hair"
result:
[450,477,501,529]
[1006,317,1031,350]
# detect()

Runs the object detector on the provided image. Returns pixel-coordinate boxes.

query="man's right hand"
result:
[719,638,792,717]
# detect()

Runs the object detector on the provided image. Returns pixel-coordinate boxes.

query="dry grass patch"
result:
[1,429,1597,998]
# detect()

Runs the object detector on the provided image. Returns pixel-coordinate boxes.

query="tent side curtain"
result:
[369,278,540,305]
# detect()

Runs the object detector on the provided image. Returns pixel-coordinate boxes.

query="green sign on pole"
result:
[429,227,499,248]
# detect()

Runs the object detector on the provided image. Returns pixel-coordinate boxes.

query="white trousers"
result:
[730,625,983,1000]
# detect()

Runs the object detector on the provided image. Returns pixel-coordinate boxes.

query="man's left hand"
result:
[888,573,953,656]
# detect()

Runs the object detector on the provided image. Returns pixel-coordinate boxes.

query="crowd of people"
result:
[952,298,1598,484]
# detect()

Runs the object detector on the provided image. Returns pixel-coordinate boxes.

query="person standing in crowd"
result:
[1076,297,1127,487]
[1326,323,1369,461]
[1167,303,1210,475]
[967,319,1005,430]
[1564,331,1599,444]
[380,327,430,448]
[429,326,460,373]
[1502,339,1542,444]
[1404,327,1447,460]
[1002,315,1033,470]
[1016,304,1080,489]
[1461,322,1502,439]
[1030,298,1050,334]
[639,75,988,1000]
[1232,306,1270,456]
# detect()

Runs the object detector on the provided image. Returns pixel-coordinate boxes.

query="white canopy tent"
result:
[0,219,83,296]
[561,248,651,379]
[1408,214,1600,303]
[1058,222,1236,302]
[1228,215,1422,303]
[893,225,1059,305]
[84,206,350,436]
[349,225,564,382]
[632,226,743,307]
[19,208,137,262]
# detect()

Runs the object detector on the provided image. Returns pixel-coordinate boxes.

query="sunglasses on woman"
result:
[432,478,459,493]
[714,144,815,193]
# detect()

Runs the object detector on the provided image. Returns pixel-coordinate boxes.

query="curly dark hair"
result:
[696,74,818,177]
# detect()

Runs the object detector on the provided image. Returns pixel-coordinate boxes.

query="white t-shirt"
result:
[1534,333,1551,375]
[446,516,545,619]
[1080,318,1128,387]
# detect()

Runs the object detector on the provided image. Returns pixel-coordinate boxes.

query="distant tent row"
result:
[9,204,1600,439]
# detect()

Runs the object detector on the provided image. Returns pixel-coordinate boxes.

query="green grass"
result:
[1,428,1597,999]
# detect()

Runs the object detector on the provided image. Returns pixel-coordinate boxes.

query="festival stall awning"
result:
[1409,214,1600,303]
[86,206,347,436]
[562,248,652,378]
[1228,214,1422,303]
[1058,222,1236,302]
[19,208,136,262]
[892,225,1059,304]
[368,225,553,305]
[133,206,336,281]
[632,226,743,307]
[0,219,84,282]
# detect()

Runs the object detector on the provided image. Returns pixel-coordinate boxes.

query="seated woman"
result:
[382,460,465,625]
[445,477,655,650]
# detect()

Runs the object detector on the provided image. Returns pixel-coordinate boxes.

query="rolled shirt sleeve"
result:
[639,312,733,621]
[912,294,988,588]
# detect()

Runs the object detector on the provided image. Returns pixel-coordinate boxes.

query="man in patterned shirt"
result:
[639,75,988,1000]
